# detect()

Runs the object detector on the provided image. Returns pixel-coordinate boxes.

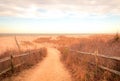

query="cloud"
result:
[0,0,120,18]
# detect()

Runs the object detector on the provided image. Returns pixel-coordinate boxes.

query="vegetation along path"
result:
[3,47,71,81]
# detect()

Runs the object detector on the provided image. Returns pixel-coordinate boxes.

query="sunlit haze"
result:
[0,0,120,34]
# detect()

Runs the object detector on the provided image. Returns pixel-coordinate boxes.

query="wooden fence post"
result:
[94,49,99,75]
[14,36,21,53]
[10,55,14,73]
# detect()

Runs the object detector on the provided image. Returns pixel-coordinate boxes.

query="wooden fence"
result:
[69,49,120,76]
[0,49,45,76]
[0,52,30,75]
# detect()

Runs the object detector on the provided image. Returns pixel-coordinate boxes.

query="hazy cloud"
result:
[0,0,120,18]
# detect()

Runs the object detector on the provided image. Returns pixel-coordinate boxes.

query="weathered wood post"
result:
[10,55,14,73]
[14,36,21,53]
[94,49,99,75]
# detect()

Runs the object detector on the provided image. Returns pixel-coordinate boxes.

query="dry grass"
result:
[71,34,120,57]
[33,35,81,47]
[59,34,120,81]
[0,34,119,81]
[0,47,47,80]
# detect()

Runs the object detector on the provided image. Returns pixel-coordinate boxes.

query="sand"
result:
[2,47,72,81]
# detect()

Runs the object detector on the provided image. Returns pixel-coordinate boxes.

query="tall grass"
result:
[59,34,120,81]
[59,47,120,81]
[0,47,47,80]
[113,33,119,42]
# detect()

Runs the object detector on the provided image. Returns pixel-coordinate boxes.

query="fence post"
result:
[94,49,99,75]
[14,36,21,53]
[10,55,14,73]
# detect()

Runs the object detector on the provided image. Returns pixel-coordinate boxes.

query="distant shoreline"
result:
[0,33,116,36]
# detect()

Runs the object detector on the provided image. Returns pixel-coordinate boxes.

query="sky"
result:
[0,0,120,34]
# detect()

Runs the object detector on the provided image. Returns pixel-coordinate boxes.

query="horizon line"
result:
[0,33,118,35]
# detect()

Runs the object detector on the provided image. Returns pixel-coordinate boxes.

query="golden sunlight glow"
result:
[5,22,117,34]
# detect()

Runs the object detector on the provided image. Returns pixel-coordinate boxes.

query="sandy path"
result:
[3,47,71,81]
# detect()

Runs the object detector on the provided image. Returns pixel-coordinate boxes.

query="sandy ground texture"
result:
[0,35,89,54]
[2,47,71,81]
[0,36,57,54]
